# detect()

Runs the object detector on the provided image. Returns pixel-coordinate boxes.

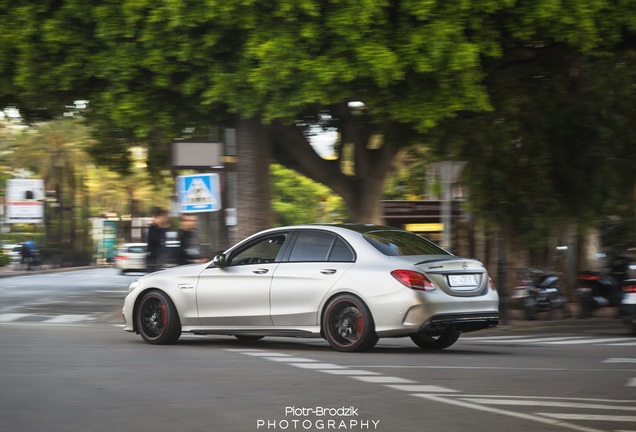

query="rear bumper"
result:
[420,312,499,335]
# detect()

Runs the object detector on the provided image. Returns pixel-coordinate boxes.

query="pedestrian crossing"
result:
[0,313,98,325]
[462,335,636,346]
[228,348,636,432]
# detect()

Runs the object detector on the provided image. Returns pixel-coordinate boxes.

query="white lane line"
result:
[461,335,535,341]
[628,378,636,387]
[414,393,606,432]
[385,385,458,393]
[474,337,587,344]
[540,413,636,423]
[45,315,96,323]
[243,352,292,357]
[543,338,635,345]
[0,313,30,322]
[608,342,636,346]
[459,398,636,411]
[264,357,317,363]
[604,358,636,363]
[288,363,347,370]
[352,376,415,384]
[319,370,380,376]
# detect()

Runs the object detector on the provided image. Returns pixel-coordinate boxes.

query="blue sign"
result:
[176,173,221,213]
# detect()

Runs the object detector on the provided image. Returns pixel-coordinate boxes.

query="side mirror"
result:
[212,254,226,268]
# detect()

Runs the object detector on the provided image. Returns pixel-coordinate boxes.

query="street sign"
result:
[5,179,45,223]
[176,173,221,213]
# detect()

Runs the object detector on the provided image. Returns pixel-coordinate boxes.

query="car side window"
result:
[288,231,354,262]
[229,234,287,265]
[328,237,355,262]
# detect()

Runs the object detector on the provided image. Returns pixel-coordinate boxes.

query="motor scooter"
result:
[576,271,622,318]
[511,268,569,320]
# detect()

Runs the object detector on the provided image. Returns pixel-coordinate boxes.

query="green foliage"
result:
[431,46,636,250]
[271,163,347,226]
[2,0,636,241]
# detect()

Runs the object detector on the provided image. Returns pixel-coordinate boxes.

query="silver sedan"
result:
[122,224,499,352]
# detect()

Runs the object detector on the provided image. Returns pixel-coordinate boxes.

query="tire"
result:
[322,294,378,352]
[136,290,181,345]
[234,335,265,341]
[410,331,461,350]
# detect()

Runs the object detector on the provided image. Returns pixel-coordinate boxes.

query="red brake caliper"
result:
[356,314,364,337]
[160,302,167,327]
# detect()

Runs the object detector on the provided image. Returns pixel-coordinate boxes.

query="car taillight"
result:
[624,283,636,294]
[115,255,128,261]
[489,277,496,291]
[391,270,436,292]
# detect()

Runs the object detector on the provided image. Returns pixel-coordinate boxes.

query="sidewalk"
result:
[0,262,106,278]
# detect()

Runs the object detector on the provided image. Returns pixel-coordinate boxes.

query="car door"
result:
[270,230,355,326]
[196,233,288,326]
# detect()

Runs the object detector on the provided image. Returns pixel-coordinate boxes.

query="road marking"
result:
[226,348,636,431]
[414,393,607,432]
[604,358,636,363]
[263,356,317,363]
[319,369,380,375]
[628,378,636,387]
[352,376,415,384]
[385,384,459,393]
[540,413,636,422]
[543,338,636,345]
[0,313,30,322]
[45,315,96,324]
[288,362,347,370]
[463,335,636,346]
[459,398,636,411]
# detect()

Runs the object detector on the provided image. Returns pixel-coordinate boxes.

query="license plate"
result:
[623,293,636,305]
[448,274,479,288]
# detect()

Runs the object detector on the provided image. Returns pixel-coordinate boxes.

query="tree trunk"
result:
[272,116,397,224]
[236,116,273,239]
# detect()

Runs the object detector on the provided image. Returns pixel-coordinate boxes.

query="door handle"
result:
[320,269,337,275]
[253,268,269,274]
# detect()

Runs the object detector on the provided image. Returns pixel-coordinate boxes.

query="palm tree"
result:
[9,119,95,261]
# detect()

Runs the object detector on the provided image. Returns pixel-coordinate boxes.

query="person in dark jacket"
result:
[177,213,206,265]
[146,208,169,272]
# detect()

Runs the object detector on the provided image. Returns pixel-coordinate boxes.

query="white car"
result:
[114,243,148,274]
[123,225,499,352]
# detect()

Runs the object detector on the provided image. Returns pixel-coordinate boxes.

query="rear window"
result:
[363,231,449,256]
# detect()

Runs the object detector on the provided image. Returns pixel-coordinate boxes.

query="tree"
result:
[271,163,347,226]
[1,0,635,241]
[8,119,95,257]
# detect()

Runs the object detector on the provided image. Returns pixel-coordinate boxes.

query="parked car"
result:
[1,244,22,265]
[123,224,499,352]
[114,243,148,274]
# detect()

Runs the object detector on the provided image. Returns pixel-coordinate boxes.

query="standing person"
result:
[146,208,169,272]
[177,213,206,265]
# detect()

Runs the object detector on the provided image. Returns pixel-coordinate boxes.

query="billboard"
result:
[5,179,45,223]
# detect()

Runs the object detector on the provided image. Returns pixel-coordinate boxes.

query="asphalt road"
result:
[0,268,634,432]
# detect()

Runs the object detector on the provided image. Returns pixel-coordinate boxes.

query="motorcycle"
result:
[512,268,570,320]
[576,271,622,318]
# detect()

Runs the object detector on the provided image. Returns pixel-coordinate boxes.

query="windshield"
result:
[363,230,450,256]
